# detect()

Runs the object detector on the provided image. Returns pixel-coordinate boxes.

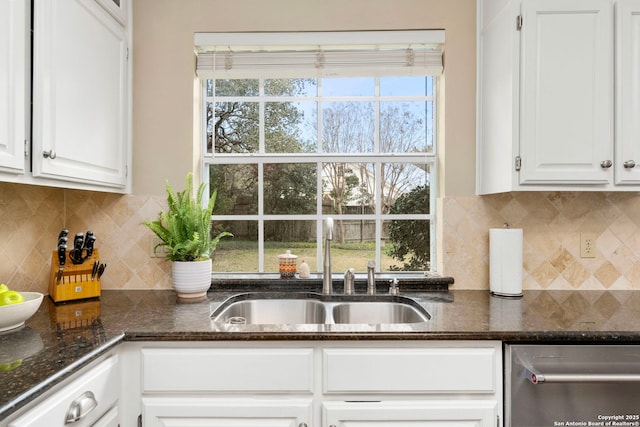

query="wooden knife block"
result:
[48,249,101,303]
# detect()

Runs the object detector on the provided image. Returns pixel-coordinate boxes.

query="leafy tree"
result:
[387,185,430,271]
[209,78,315,239]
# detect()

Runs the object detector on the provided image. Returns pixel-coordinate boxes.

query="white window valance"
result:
[194,30,445,78]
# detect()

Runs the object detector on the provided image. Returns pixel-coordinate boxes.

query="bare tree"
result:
[321,101,427,218]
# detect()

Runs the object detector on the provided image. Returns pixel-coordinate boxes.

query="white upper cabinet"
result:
[0,0,28,175]
[32,0,130,191]
[615,0,640,184]
[519,0,613,185]
[477,0,638,194]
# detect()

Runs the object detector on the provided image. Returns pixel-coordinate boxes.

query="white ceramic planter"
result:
[171,259,212,298]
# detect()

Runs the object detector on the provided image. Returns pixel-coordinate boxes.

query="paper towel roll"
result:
[490,228,523,297]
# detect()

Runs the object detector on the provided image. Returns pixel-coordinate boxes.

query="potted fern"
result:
[144,173,232,298]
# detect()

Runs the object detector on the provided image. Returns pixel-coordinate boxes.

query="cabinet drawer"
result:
[8,355,119,427]
[142,348,314,393]
[323,347,498,393]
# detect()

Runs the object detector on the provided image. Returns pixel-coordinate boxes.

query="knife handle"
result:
[91,260,99,279]
[84,235,96,257]
[58,244,67,266]
[82,231,94,249]
[97,263,106,279]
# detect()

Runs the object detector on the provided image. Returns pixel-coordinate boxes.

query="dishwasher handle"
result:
[526,366,640,384]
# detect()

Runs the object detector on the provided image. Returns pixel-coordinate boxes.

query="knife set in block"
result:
[48,249,102,303]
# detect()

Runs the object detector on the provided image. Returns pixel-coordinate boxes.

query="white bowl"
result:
[0,292,44,332]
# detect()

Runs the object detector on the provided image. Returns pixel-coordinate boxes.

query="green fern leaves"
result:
[144,173,232,262]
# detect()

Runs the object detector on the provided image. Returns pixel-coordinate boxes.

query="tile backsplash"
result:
[444,191,640,290]
[2,182,640,293]
[0,182,173,293]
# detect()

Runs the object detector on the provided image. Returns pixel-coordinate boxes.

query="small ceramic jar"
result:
[277,250,298,278]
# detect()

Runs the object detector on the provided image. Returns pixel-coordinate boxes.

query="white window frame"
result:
[196,31,441,274]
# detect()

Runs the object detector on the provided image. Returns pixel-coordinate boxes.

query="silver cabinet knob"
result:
[43,150,56,159]
[624,160,636,169]
[298,424,308,427]
[600,160,613,168]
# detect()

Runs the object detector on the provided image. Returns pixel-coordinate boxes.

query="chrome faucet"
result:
[322,218,334,294]
[367,260,376,295]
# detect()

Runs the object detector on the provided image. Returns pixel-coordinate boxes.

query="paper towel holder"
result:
[489,225,523,299]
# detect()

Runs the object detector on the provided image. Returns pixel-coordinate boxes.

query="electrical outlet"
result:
[580,233,596,258]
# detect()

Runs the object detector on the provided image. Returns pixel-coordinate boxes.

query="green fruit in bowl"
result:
[0,284,8,294]
[0,290,24,306]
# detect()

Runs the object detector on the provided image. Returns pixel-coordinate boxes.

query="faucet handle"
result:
[389,278,400,295]
[344,268,355,295]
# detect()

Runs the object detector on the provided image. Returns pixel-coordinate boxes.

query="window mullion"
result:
[258,162,265,272]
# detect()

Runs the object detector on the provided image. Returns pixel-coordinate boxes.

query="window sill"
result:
[210,272,453,293]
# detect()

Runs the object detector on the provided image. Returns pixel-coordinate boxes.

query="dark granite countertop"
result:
[3,287,640,420]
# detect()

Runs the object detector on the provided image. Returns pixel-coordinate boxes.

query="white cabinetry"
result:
[137,342,501,427]
[615,0,640,184]
[324,401,498,427]
[32,0,130,191]
[4,354,120,427]
[141,346,314,426]
[519,0,613,185]
[477,0,639,193]
[0,0,28,174]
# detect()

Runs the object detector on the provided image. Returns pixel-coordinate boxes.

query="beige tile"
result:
[549,248,575,273]
[594,261,620,289]
[531,261,558,289]
[562,261,591,288]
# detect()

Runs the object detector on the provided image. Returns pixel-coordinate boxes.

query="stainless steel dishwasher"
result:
[506,344,640,427]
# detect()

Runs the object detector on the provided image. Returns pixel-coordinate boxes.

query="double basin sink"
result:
[210,292,430,325]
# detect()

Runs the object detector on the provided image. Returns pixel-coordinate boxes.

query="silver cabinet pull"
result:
[600,160,613,168]
[624,160,636,169]
[65,391,98,424]
[299,424,308,427]
[43,150,56,159]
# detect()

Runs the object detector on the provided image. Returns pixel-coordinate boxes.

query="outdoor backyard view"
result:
[205,76,434,273]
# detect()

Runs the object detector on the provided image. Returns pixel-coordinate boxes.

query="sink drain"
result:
[226,316,247,325]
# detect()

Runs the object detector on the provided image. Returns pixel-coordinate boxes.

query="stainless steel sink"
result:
[332,301,429,324]
[210,292,430,325]
[211,298,326,325]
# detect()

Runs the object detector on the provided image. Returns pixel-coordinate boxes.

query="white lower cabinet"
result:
[136,341,502,427]
[324,401,497,427]
[143,398,312,427]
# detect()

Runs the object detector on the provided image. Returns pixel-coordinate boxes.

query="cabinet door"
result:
[615,0,640,184]
[0,0,27,174]
[324,401,498,427]
[519,0,613,185]
[142,398,312,427]
[32,0,128,189]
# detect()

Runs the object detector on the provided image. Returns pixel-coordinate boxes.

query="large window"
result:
[196,31,442,274]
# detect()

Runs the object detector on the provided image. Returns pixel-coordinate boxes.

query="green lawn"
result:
[213,241,400,273]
